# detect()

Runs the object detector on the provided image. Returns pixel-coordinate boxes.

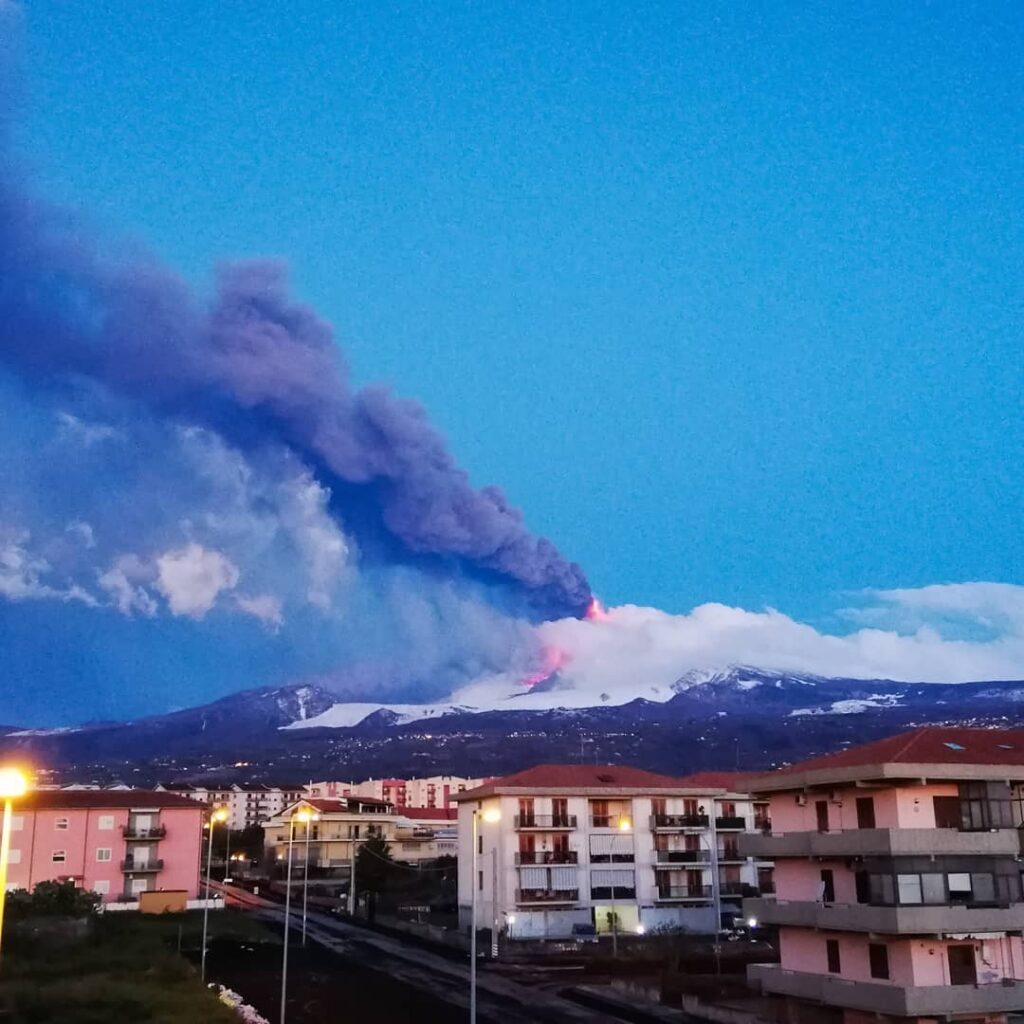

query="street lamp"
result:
[610,815,632,958]
[296,808,320,947]
[201,806,228,983]
[470,806,500,1024]
[0,767,28,961]
[280,806,315,1024]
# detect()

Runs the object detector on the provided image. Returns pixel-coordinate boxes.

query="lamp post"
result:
[299,810,319,947]
[470,806,501,1024]
[610,814,632,958]
[201,805,228,983]
[280,807,315,1024]
[0,767,28,962]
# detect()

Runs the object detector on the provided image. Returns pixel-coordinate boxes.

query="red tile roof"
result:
[395,806,457,821]
[456,764,686,799]
[746,727,1024,791]
[673,771,754,791]
[16,790,203,811]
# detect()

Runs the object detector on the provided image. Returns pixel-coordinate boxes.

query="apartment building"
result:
[2,790,204,905]
[156,782,305,830]
[453,764,774,941]
[262,797,457,873]
[306,775,485,810]
[740,727,1024,1024]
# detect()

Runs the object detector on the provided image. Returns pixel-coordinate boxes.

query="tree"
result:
[355,833,395,922]
[6,880,101,919]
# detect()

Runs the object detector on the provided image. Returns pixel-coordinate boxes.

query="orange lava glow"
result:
[585,596,611,621]
[521,645,570,688]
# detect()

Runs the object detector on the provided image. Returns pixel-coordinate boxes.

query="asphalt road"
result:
[217,882,634,1023]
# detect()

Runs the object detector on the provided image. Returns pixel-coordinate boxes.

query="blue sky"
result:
[2,3,1023,723]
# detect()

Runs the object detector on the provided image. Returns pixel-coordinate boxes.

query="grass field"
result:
[0,908,277,1024]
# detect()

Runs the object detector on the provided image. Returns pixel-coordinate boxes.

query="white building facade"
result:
[454,765,773,941]
[156,783,305,831]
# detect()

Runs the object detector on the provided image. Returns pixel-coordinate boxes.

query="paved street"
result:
[218,883,632,1023]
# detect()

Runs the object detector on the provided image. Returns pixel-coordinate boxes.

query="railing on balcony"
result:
[120,858,164,872]
[514,850,579,865]
[590,815,632,829]
[753,818,772,834]
[656,885,712,901]
[718,847,745,862]
[515,889,579,904]
[650,813,710,829]
[590,886,637,900]
[653,849,710,864]
[719,881,760,898]
[122,825,166,840]
[759,880,776,895]
[715,815,746,830]
[513,815,577,829]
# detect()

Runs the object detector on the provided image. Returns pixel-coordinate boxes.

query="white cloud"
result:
[55,411,122,446]
[155,543,239,618]
[65,520,96,549]
[519,584,1024,705]
[281,475,349,609]
[0,530,98,607]
[98,554,158,617]
[235,593,284,631]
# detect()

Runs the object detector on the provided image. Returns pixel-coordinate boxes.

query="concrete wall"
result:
[768,784,960,834]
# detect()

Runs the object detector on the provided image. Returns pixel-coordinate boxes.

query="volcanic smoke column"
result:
[0,166,591,617]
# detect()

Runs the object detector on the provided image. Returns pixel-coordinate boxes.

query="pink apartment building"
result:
[4,790,204,904]
[740,727,1024,1024]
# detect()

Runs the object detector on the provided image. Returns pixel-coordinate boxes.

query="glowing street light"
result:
[201,806,228,982]
[281,805,318,1024]
[471,805,501,1024]
[0,767,28,961]
[295,808,320,947]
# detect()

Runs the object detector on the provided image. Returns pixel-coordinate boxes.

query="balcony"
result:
[738,827,1023,860]
[513,815,577,830]
[121,825,166,840]
[590,815,633,829]
[120,859,164,872]
[515,889,579,905]
[715,816,746,830]
[717,847,745,863]
[654,849,710,865]
[514,851,579,865]
[656,885,712,902]
[743,896,1024,935]
[749,963,1024,1016]
[590,887,637,901]
[650,813,710,830]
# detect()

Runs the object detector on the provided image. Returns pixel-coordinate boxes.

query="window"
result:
[96,848,112,863]
[478,870,483,891]
[948,873,972,901]
[897,874,922,904]
[921,873,945,903]
[93,880,110,895]
[971,873,996,903]
[97,815,115,831]
[55,817,69,831]
[10,815,23,832]
[826,939,841,974]
[933,796,960,829]
[7,849,20,865]
[869,943,890,980]
[855,797,876,829]
[52,850,66,863]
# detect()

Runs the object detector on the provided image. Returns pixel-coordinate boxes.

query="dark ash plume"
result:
[0,174,591,618]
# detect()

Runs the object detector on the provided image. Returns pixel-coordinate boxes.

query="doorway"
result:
[947,945,977,986]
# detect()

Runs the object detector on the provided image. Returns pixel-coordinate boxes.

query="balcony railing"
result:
[715,815,746,830]
[121,859,164,872]
[514,851,579,865]
[717,847,745,862]
[653,849,710,864]
[515,889,579,904]
[122,825,166,840]
[719,881,759,898]
[650,813,710,830]
[590,886,637,900]
[590,815,632,829]
[513,815,577,830]
[657,885,712,901]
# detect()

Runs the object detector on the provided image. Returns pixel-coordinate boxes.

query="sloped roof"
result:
[16,790,203,811]
[455,763,688,799]
[747,727,1024,791]
[395,806,458,821]
[674,771,755,792]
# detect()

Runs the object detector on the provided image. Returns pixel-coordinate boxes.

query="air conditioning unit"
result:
[795,794,807,806]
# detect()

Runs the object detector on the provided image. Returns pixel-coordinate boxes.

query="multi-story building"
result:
[262,797,458,874]
[2,790,204,905]
[453,764,774,941]
[306,775,485,810]
[155,783,305,830]
[741,727,1024,1024]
